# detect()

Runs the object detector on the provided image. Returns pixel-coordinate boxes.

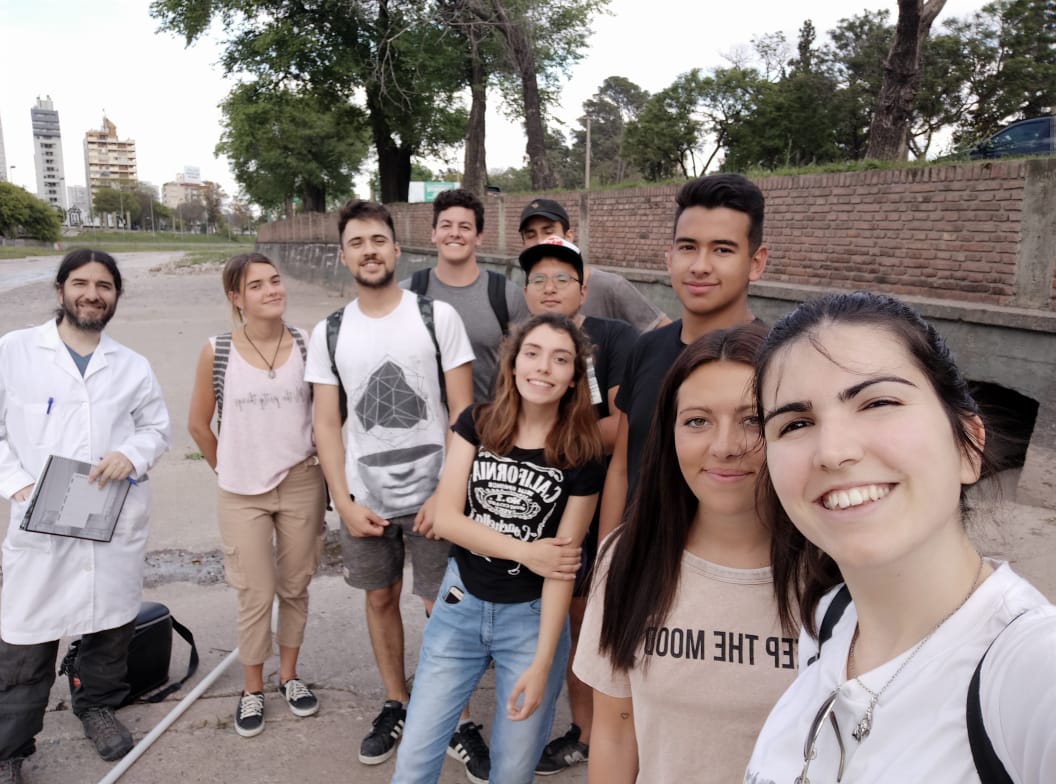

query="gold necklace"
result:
[242,324,285,378]
[847,556,985,743]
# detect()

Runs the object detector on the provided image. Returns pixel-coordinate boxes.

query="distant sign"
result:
[408,181,459,203]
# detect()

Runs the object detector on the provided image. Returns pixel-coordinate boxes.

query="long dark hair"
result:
[754,291,991,637]
[475,312,602,469]
[598,322,769,671]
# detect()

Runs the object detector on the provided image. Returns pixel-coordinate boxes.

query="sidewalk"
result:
[1,250,1053,783]
[1,253,587,784]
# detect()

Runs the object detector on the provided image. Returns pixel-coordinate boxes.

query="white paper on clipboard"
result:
[19,455,130,542]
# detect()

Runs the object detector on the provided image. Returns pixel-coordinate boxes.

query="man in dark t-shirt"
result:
[599,174,770,542]
[518,234,639,775]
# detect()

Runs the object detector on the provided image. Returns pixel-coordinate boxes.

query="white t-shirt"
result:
[574,546,797,783]
[305,291,474,518]
[744,561,1056,784]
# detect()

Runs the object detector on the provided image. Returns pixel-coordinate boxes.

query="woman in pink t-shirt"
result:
[188,253,326,738]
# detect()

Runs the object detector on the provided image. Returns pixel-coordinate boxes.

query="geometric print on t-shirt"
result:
[353,358,428,435]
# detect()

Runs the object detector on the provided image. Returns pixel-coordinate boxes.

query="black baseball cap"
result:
[518,236,584,281]
[519,198,570,232]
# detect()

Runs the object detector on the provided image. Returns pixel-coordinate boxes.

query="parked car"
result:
[969,115,1056,159]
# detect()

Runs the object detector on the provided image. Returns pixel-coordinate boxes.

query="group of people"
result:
[0,175,1053,784]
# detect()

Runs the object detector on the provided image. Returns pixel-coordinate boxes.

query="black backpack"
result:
[409,267,510,336]
[60,602,199,706]
[325,294,446,424]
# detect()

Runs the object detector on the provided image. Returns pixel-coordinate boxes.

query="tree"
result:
[451,0,608,191]
[0,183,61,242]
[625,70,708,181]
[216,82,368,213]
[152,0,468,203]
[866,0,948,159]
[572,76,648,186]
[202,182,226,232]
[92,187,138,227]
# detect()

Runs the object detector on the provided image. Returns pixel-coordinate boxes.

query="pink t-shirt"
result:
[212,329,314,495]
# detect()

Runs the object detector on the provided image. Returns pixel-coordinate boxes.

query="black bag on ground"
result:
[59,602,199,706]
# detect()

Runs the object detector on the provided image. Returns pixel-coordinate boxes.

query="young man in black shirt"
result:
[598,174,768,542]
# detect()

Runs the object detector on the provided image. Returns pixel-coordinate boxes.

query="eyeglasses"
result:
[796,689,846,784]
[526,272,579,290]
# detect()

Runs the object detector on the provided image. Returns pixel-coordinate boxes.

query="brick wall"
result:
[256,159,1052,310]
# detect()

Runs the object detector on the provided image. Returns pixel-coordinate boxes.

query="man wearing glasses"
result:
[518,235,638,776]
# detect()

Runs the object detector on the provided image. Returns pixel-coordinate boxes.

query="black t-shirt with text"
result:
[452,406,605,603]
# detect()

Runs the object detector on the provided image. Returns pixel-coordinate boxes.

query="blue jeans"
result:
[391,559,569,784]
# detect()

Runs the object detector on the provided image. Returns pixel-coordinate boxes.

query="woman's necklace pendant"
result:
[852,703,874,743]
[267,369,276,379]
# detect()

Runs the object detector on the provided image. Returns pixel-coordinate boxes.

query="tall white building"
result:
[0,113,8,182]
[31,96,68,210]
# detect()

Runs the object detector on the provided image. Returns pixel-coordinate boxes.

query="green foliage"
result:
[152,0,468,203]
[570,75,648,186]
[217,82,369,213]
[0,183,62,242]
[486,166,532,193]
[625,70,707,181]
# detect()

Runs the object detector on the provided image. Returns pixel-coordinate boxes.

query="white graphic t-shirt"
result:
[305,291,474,519]
[452,405,605,603]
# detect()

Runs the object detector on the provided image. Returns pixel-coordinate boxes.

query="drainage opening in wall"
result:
[969,381,1039,479]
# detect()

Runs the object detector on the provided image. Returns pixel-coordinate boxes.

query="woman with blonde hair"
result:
[188,252,326,738]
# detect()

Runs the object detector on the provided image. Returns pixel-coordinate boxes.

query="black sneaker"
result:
[446,722,490,784]
[359,700,406,765]
[80,706,134,760]
[280,678,319,717]
[234,691,266,738]
[535,723,588,775]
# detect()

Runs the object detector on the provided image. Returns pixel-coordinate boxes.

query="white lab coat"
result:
[0,320,170,644]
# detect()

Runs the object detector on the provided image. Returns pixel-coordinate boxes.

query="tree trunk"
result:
[489,0,556,190]
[865,0,947,160]
[462,25,488,197]
[301,183,326,213]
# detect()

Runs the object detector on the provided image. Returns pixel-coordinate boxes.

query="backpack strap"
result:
[410,267,430,296]
[967,611,1028,784]
[486,270,510,336]
[325,308,348,423]
[288,324,307,362]
[143,616,200,703]
[807,584,852,666]
[416,295,448,411]
[212,333,233,428]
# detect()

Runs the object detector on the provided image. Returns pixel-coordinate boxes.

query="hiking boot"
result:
[234,691,266,738]
[80,706,134,761]
[0,758,23,784]
[359,700,405,765]
[535,723,588,775]
[280,678,319,717]
[446,721,490,784]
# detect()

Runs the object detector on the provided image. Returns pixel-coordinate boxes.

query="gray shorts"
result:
[339,514,450,600]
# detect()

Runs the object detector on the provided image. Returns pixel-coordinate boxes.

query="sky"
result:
[0,0,991,203]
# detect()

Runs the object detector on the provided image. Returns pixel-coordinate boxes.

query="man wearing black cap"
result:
[518,236,639,776]
[519,198,670,333]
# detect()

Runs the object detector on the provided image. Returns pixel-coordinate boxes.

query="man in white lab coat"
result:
[0,249,170,781]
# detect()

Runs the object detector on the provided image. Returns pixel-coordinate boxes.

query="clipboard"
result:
[19,455,131,542]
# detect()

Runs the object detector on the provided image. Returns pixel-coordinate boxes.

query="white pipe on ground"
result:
[96,645,240,784]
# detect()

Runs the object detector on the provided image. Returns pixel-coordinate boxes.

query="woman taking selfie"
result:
[745,291,1056,783]
[574,322,798,783]
[391,312,605,784]
[188,253,326,738]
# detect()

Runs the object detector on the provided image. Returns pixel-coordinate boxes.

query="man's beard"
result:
[57,297,116,332]
[354,267,395,289]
